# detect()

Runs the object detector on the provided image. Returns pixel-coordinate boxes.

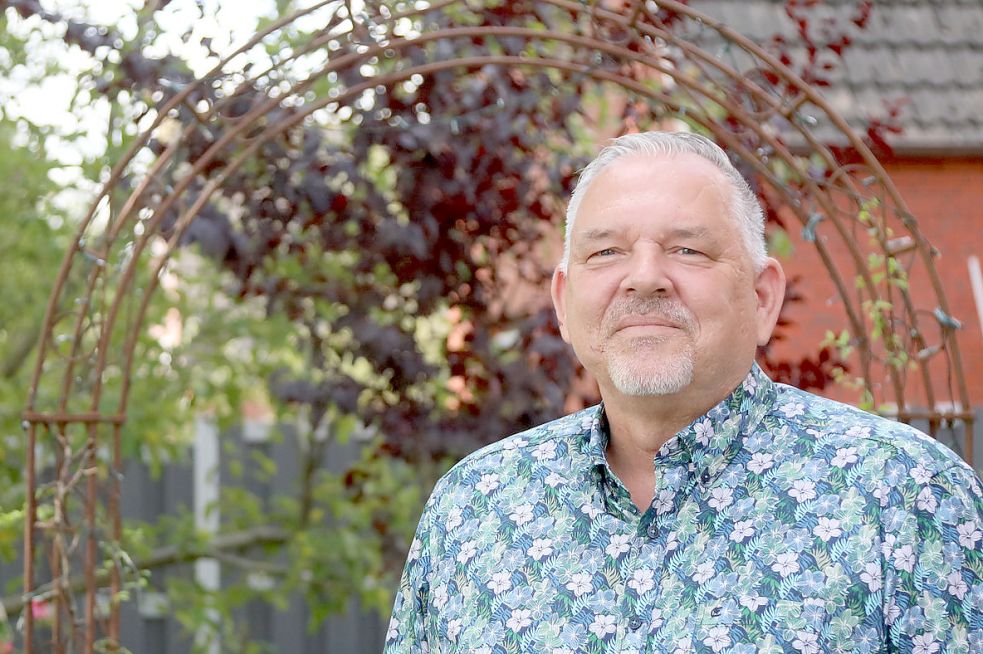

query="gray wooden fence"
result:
[115,419,387,653]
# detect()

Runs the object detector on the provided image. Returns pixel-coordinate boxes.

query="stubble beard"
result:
[607,337,695,396]
[602,299,696,397]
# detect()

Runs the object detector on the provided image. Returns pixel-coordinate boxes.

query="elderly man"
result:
[385,132,983,653]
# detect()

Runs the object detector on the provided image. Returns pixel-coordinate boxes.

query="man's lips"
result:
[612,317,682,334]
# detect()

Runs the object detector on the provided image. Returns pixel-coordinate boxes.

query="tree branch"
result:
[3,524,288,615]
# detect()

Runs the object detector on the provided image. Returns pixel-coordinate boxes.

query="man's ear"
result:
[551,266,572,343]
[754,257,787,346]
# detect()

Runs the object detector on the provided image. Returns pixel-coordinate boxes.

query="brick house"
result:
[690,0,983,423]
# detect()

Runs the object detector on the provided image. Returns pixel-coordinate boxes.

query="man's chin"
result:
[606,360,695,397]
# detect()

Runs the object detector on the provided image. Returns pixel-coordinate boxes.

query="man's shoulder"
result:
[430,406,597,494]
[772,383,970,478]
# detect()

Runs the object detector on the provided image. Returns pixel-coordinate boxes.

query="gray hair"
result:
[560,131,767,272]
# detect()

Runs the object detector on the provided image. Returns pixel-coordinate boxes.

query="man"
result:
[385,131,983,653]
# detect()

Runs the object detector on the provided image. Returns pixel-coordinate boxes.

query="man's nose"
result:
[621,246,673,295]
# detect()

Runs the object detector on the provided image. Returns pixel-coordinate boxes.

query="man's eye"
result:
[677,247,703,256]
[589,248,617,259]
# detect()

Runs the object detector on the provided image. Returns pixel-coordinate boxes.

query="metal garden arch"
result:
[19,1,970,651]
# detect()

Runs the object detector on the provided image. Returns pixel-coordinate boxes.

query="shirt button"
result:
[700,470,712,485]
[628,616,643,631]
[647,524,658,538]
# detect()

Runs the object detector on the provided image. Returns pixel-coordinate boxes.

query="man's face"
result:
[551,153,784,401]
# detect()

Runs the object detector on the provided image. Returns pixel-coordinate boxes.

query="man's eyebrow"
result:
[575,228,617,243]
[574,226,716,242]
[667,226,714,240]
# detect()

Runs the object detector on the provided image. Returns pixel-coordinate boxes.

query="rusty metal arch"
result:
[20,1,971,651]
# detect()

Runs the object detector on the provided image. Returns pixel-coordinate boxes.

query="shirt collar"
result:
[581,363,776,478]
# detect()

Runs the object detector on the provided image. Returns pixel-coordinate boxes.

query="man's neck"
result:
[600,371,747,511]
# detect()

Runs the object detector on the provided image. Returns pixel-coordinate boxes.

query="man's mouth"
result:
[612,317,682,335]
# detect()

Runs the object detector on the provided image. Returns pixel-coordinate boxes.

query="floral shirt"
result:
[386,365,983,654]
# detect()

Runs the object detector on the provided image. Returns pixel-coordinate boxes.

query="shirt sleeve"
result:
[384,492,435,653]
[883,460,983,653]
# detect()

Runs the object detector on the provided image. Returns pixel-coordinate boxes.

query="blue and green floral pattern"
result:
[386,365,983,653]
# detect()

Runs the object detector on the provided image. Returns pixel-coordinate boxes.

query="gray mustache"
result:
[605,298,694,329]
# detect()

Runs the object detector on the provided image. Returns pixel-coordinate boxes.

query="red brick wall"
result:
[773,158,983,409]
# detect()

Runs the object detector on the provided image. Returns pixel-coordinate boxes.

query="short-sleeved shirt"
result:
[386,364,983,653]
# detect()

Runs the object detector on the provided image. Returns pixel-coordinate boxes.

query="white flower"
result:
[831,447,858,468]
[447,619,462,640]
[457,540,478,564]
[650,607,664,629]
[694,419,714,446]
[740,594,768,611]
[730,519,754,542]
[533,441,557,460]
[693,561,715,584]
[655,489,676,514]
[917,486,938,513]
[708,487,733,510]
[780,401,805,418]
[893,544,916,573]
[885,599,902,625]
[912,633,940,654]
[957,522,982,548]
[506,608,533,632]
[589,614,617,639]
[703,626,731,652]
[510,503,535,525]
[487,571,512,594]
[528,538,554,561]
[606,533,632,557]
[408,538,422,562]
[581,501,603,519]
[792,631,819,654]
[910,464,933,485]
[789,480,816,502]
[386,615,400,641]
[947,570,969,600]
[545,471,565,487]
[566,572,593,597]
[433,584,449,610]
[860,561,882,592]
[771,552,800,577]
[628,569,655,595]
[813,517,842,542]
[446,506,463,530]
[846,425,871,438]
[747,453,774,474]
[475,473,500,495]
[502,437,527,450]
[872,483,890,506]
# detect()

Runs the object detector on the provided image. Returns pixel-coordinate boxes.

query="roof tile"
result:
[936,6,983,44]
[687,0,983,151]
